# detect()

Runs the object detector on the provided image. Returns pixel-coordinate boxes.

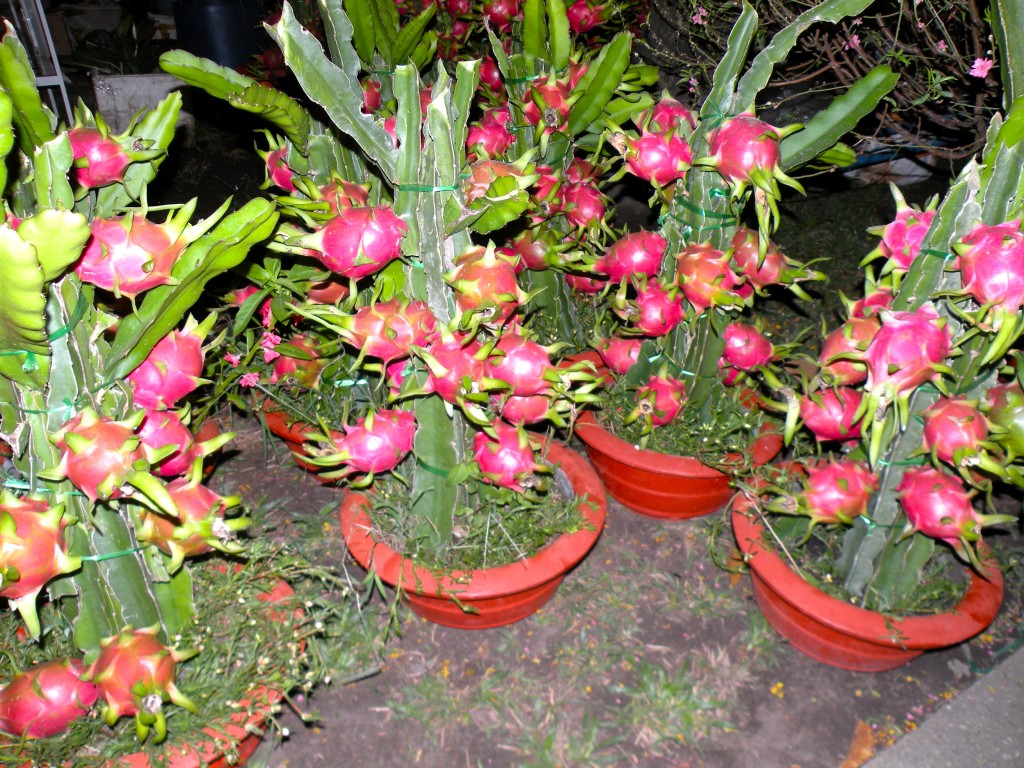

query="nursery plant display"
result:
[0,24,363,765]
[729,0,1024,672]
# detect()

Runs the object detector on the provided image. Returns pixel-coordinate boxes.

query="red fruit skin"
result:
[864,306,951,399]
[422,334,487,403]
[706,115,783,183]
[56,413,143,501]
[676,243,745,315]
[561,182,606,230]
[264,146,295,192]
[877,208,936,270]
[624,130,692,186]
[628,282,685,336]
[448,247,525,326]
[849,287,894,318]
[0,659,98,739]
[730,226,786,290]
[138,409,199,478]
[0,497,72,601]
[722,323,773,371]
[271,334,324,386]
[957,220,1024,316]
[801,459,877,524]
[496,393,552,425]
[595,336,642,375]
[89,628,183,722]
[897,467,981,546]
[566,0,605,32]
[635,373,687,426]
[312,206,407,279]
[596,231,667,281]
[565,272,609,293]
[319,179,370,215]
[142,481,230,559]
[68,127,130,188]
[479,57,504,91]
[523,80,571,133]
[818,316,880,386]
[472,423,539,492]
[641,98,697,134]
[799,387,864,442]
[128,327,205,409]
[467,107,515,161]
[335,410,417,475]
[922,397,989,464]
[339,299,438,364]
[76,214,184,298]
[483,0,520,31]
[489,332,555,397]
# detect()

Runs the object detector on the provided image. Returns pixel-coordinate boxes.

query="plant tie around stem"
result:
[416,457,449,478]
[0,295,90,371]
[921,248,957,262]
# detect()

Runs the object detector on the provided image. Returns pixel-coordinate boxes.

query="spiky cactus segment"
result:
[85,626,197,744]
[0,493,80,638]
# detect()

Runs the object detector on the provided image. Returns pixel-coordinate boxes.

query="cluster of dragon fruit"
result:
[0,119,251,743]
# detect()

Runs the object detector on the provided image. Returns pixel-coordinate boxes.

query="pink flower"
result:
[691,6,707,24]
[970,58,994,78]
[936,40,947,52]
[844,34,861,50]
[240,373,260,388]
[224,352,241,367]
[261,331,282,363]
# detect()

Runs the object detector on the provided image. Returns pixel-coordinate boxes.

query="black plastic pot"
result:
[172,0,264,68]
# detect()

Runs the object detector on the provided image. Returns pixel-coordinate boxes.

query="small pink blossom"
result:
[224,352,241,367]
[936,40,947,52]
[259,301,274,327]
[970,58,994,78]
[691,6,707,25]
[850,16,862,25]
[261,331,282,363]
[240,372,260,387]
[844,34,861,50]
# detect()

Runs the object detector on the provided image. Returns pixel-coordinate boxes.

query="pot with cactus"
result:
[552,0,899,519]
[0,25,355,764]
[728,0,1023,672]
[158,0,646,628]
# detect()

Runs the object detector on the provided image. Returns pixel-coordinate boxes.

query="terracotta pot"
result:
[574,409,782,520]
[731,495,1005,672]
[339,441,606,629]
[257,401,343,484]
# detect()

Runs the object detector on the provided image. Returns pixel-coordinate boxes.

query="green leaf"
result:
[15,210,91,283]
[702,1,757,119]
[159,49,255,100]
[342,0,377,65]
[992,0,1024,107]
[105,199,279,380]
[32,133,76,212]
[567,32,631,136]
[393,3,436,65]
[780,65,898,172]
[547,0,570,72]
[0,22,56,153]
[523,0,546,61]
[736,0,874,109]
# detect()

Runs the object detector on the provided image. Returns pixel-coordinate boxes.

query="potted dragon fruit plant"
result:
[158,0,642,629]
[0,24,354,764]
[728,0,1023,672]
[538,0,901,519]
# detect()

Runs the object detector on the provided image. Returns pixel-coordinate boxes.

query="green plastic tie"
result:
[416,458,449,478]
[48,294,88,342]
[921,248,956,262]
[857,515,903,530]
[397,183,460,192]
[1,478,87,497]
[81,546,149,563]
[505,74,540,84]
[333,378,369,388]
[673,196,736,219]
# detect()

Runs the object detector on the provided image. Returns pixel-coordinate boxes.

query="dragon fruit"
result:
[67,126,156,189]
[338,299,437,363]
[467,107,515,161]
[127,316,211,409]
[306,275,351,305]
[730,226,787,291]
[328,409,417,478]
[639,98,697,134]
[566,0,608,32]
[53,408,145,502]
[138,409,200,478]
[496,393,554,425]
[722,322,773,371]
[479,57,504,91]
[0,658,98,739]
[0,494,80,638]
[798,459,878,526]
[595,335,642,375]
[513,227,567,271]
[985,381,1024,457]
[955,219,1024,328]
[848,286,894,318]
[523,76,572,134]
[817,315,880,386]
[630,371,687,427]
[488,332,556,397]
[318,176,370,214]
[865,187,937,271]
[595,231,667,281]
[482,0,521,32]
[799,387,864,442]
[300,205,407,280]
[561,181,606,230]
[897,466,1013,562]
[258,138,296,192]
[619,281,685,336]
[619,130,692,186]
[420,332,491,404]
[447,246,527,327]
[472,423,544,492]
[703,113,800,193]
[362,77,382,113]
[676,243,748,315]
[922,397,990,465]
[270,333,325,386]
[138,465,247,572]
[565,272,609,294]
[86,626,197,743]
[75,213,185,298]
[864,305,951,402]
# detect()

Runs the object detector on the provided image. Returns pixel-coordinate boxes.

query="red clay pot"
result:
[339,441,606,629]
[731,496,1005,672]
[574,409,782,519]
[257,401,343,484]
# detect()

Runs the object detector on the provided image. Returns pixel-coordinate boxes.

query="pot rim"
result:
[731,491,1004,649]
[575,409,782,478]
[339,441,606,600]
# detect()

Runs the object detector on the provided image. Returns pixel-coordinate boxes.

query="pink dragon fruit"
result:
[86,626,197,743]
[258,141,296,192]
[270,334,325,386]
[817,315,880,386]
[676,243,748,315]
[865,188,937,271]
[703,113,799,193]
[0,494,80,638]
[324,410,417,479]
[445,0,470,16]
[922,397,990,465]
[799,459,878,526]
[595,230,667,281]
[467,107,515,161]
[513,227,567,271]
[53,408,145,502]
[619,281,685,336]
[306,275,351,305]
[531,164,562,206]
[300,205,407,280]
[362,77,382,113]
[483,0,521,31]
[639,98,697,134]
[496,393,554,425]
[138,409,199,478]
[595,335,642,374]
[955,219,1024,326]
[730,226,787,291]
[799,387,864,442]
[472,423,544,492]
[488,332,556,397]
[421,332,491,404]
[566,157,601,184]
[0,658,98,739]
[630,371,687,427]
[127,317,210,409]
[561,181,606,229]
[896,466,1013,562]
[75,213,185,298]
[565,272,609,293]
[338,299,437,363]
[721,322,773,371]
[479,57,504,91]
[138,468,247,572]
[566,0,608,32]
[523,77,572,134]
[848,286,894,318]
[864,305,951,402]
[318,177,370,214]
[67,126,156,188]
[447,246,527,327]
[620,130,692,186]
